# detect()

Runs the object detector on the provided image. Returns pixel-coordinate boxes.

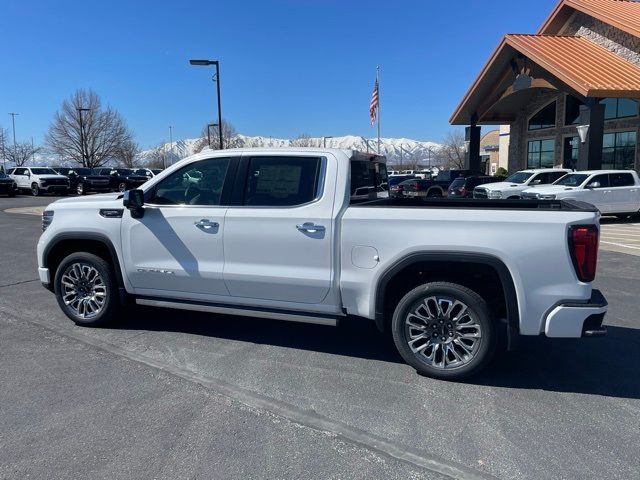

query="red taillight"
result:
[569,225,599,282]
[415,183,423,191]
[459,186,467,195]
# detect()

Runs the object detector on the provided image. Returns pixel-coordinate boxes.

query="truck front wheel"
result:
[54,252,119,327]
[391,282,496,380]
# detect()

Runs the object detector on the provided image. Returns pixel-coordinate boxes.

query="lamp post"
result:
[168,125,174,164]
[361,136,373,153]
[8,112,18,165]
[76,108,90,167]
[189,59,223,150]
[207,123,218,147]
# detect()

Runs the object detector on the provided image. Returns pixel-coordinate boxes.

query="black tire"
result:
[507,196,520,200]
[77,182,86,195]
[31,183,40,196]
[391,281,496,380]
[54,252,119,327]
[427,189,442,198]
[8,190,16,198]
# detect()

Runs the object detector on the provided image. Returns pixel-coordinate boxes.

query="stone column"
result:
[465,125,481,171]
[577,101,605,170]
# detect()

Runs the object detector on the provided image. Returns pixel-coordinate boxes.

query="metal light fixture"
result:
[189,59,223,150]
[576,124,590,144]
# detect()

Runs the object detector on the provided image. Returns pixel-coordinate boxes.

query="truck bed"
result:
[356,197,598,212]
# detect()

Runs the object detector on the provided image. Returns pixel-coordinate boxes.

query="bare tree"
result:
[194,119,242,152]
[141,142,170,169]
[291,134,313,147]
[440,131,467,170]
[4,141,41,167]
[114,139,140,168]
[45,89,135,168]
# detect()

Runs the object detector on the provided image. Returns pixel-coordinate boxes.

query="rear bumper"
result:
[544,289,608,338]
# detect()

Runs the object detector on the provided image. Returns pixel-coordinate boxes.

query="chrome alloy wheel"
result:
[404,296,482,369]
[60,263,107,319]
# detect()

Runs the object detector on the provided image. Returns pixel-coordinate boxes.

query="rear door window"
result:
[244,156,322,207]
[610,173,635,187]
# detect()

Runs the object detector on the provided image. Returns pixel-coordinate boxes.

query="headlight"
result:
[487,190,503,199]
[539,194,556,200]
[42,210,54,231]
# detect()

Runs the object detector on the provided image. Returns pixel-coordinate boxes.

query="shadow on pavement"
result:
[111,306,640,399]
[474,325,640,399]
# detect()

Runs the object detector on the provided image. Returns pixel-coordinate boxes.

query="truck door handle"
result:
[296,222,325,233]
[195,219,219,230]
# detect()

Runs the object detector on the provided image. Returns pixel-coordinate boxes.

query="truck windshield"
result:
[554,173,590,186]
[505,172,534,184]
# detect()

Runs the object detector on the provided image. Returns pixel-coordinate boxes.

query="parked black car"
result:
[389,175,417,197]
[404,169,485,198]
[53,167,112,195]
[94,168,149,192]
[447,175,506,198]
[0,171,18,197]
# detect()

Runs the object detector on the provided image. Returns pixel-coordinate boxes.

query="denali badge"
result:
[137,268,175,275]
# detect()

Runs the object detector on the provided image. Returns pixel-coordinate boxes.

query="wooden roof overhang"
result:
[450,34,640,125]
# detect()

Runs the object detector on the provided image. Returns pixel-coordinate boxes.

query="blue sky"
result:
[0,0,558,149]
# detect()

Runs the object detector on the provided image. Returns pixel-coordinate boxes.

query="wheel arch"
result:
[374,252,520,349]
[43,233,127,303]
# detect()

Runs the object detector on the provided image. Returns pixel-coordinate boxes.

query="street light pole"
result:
[8,113,18,164]
[169,125,173,164]
[207,123,218,148]
[189,59,223,150]
[76,108,90,167]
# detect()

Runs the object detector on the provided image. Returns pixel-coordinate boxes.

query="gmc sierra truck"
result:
[37,148,608,380]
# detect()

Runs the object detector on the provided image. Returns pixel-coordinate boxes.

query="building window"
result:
[565,95,583,125]
[528,102,556,131]
[527,139,555,168]
[602,131,637,170]
[600,98,638,120]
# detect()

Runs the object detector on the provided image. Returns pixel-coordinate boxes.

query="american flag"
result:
[369,78,379,125]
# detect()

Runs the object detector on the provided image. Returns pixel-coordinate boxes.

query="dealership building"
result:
[451,0,640,174]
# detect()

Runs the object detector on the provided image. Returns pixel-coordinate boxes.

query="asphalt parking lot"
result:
[1,194,639,480]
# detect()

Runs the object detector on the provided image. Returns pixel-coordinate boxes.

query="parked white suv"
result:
[9,167,70,196]
[522,170,640,217]
[37,149,607,380]
[474,168,570,199]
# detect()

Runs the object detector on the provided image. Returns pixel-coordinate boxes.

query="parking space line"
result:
[601,241,640,250]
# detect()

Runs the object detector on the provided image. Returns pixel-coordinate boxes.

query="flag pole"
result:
[376,65,381,154]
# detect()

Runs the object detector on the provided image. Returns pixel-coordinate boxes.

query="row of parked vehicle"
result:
[388,167,640,217]
[389,169,502,199]
[0,166,163,197]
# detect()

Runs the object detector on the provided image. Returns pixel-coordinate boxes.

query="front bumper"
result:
[41,184,69,192]
[544,289,607,338]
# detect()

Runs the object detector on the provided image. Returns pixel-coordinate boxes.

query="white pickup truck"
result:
[522,170,640,218]
[473,168,570,199]
[37,149,607,380]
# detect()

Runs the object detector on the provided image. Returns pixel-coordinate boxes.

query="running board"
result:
[135,298,339,327]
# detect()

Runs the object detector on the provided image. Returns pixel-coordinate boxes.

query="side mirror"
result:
[530,179,541,185]
[586,181,600,189]
[26,171,31,178]
[123,189,145,218]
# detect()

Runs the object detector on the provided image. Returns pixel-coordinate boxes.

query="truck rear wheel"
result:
[54,252,119,327]
[391,282,496,380]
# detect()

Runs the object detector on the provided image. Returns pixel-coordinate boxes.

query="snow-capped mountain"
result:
[140,134,442,165]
